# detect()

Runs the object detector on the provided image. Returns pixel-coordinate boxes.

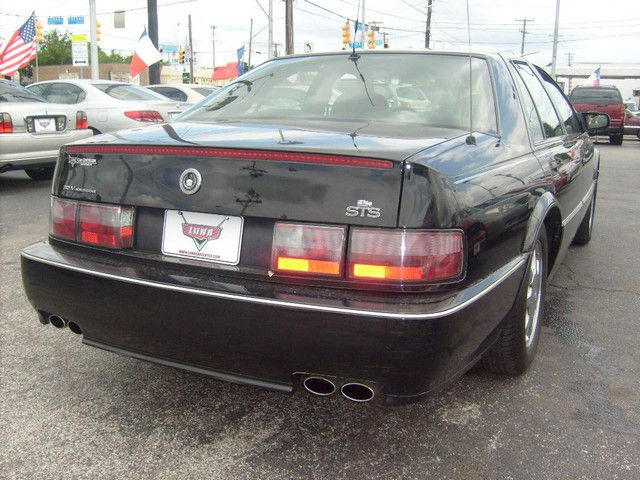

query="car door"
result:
[510,60,584,226]
[535,66,595,214]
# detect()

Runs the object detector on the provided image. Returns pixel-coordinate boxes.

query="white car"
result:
[146,84,219,104]
[26,80,190,134]
[0,79,93,180]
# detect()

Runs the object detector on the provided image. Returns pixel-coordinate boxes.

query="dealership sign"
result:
[71,34,88,66]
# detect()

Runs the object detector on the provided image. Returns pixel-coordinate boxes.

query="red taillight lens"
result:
[78,203,134,248]
[348,229,464,283]
[50,198,134,249]
[124,110,163,123]
[76,111,88,130]
[0,112,13,133]
[50,197,77,241]
[271,223,346,277]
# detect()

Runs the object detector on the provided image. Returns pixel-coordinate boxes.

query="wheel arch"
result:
[522,192,562,275]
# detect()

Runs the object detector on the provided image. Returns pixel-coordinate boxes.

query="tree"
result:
[18,30,133,81]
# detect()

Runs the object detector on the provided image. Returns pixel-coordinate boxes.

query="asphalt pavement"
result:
[1,140,639,479]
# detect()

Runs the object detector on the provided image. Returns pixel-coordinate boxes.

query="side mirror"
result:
[582,112,610,135]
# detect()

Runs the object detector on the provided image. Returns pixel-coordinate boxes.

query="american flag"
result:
[0,12,37,76]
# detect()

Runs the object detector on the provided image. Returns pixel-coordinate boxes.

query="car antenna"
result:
[465,0,477,146]
[350,0,360,61]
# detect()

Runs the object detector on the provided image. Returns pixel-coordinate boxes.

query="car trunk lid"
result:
[55,121,463,228]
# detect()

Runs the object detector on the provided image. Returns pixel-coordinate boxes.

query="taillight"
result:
[0,113,13,133]
[348,229,464,283]
[76,111,88,130]
[271,223,346,277]
[124,110,163,122]
[50,197,77,241]
[50,197,134,249]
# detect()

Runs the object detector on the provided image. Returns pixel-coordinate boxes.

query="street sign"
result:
[68,16,85,25]
[47,16,64,25]
[304,42,313,53]
[71,33,89,67]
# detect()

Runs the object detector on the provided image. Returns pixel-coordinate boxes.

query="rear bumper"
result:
[0,130,93,170]
[21,241,527,404]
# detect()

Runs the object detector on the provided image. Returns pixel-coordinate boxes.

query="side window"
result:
[153,87,187,102]
[510,64,544,143]
[42,83,85,104]
[535,67,582,134]
[512,62,563,139]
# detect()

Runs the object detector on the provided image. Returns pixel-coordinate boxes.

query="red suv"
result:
[569,85,626,145]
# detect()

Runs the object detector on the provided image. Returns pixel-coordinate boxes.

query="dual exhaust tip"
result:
[38,312,82,335]
[303,376,375,403]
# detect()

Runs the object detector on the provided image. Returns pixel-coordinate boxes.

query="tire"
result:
[573,190,596,246]
[480,226,548,375]
[609,134,623,145]
[24,166,54,181]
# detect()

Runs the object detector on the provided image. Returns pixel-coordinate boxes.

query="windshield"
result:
[93,83,167,101]
[179,54,497,133]
[0,82,45,103]
[570,87,622,105]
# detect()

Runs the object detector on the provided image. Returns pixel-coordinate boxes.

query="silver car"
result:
[26,80,190,134]
[0,79,93,180]
[146,83,219,104]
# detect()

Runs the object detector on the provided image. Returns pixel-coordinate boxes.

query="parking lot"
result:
[1,141,638,479]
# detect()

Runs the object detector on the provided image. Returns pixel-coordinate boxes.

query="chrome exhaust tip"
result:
[68,321,82,335]
[341,383,375,402]
[38,311,50,325]
[303,376,337,396]
[48,315,66,329]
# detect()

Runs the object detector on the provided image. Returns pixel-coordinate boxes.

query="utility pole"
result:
[89,0,99,79]
[268,0,274,58]
[360,0,366,49]
[550,0,561,78]
[188,14,194,82]
[210,25,216,69]
[285,0,294,54]
[425,0,433,49]
[147,0,160,84]
[565,52,574,66]
[248,19,253,69]
[516,17,534,56]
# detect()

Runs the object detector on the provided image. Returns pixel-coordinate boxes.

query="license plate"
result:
[161,210,243,265]
[34,117,56,133]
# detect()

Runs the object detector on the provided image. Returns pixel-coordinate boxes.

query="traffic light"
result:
[178,49,185,64]
[35,21,43,43]
[368,30,376,49]
[96,21,102,42]
[342,22,351,48]
[383,34,389,49]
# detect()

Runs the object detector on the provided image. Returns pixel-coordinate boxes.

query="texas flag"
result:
[129,27,162,78]
[586,66,601,87]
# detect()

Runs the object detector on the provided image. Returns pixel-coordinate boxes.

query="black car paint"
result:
[22,51,597,403]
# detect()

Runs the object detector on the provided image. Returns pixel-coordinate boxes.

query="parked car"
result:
[624,100,638,113]
[569,85,625,145]
[624,108,640,139]
[21,51,608,404]
[0,79,92,180]
[146,83,219,103]
[26,80,190,134]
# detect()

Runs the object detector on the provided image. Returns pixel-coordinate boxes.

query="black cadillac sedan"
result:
[21,51,609,405]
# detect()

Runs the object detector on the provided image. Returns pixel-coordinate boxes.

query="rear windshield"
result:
[179,54,498,133]
[94,83,166,101]
[0,82,45,103]
[569,87,622,105]
[193,87,216,96]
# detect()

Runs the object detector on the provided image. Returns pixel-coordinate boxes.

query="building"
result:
[29,63,149,85]
[554,63,640,105]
